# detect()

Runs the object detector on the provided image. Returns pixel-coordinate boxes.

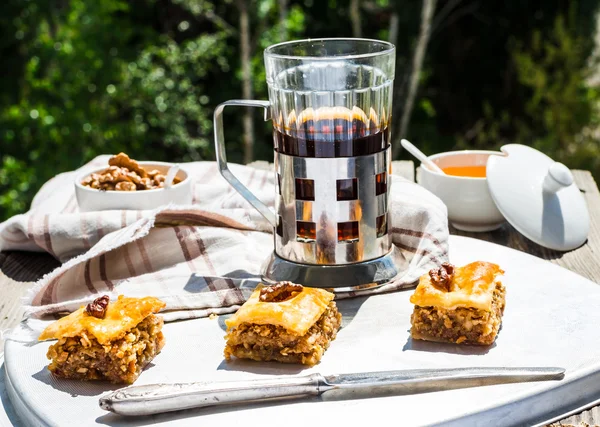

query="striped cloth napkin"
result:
[0,155,449,322]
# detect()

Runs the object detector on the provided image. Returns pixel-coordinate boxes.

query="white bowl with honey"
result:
[417,150,505,232]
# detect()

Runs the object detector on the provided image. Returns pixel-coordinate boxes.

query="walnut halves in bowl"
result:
[39,295,166,384]
[75,155,192,211]
[80,153,181,192]
[409,261,506,346]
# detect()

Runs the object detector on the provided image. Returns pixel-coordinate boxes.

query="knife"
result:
[99,366,565,416]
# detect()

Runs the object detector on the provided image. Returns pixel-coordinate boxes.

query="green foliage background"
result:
[1,0,600,220]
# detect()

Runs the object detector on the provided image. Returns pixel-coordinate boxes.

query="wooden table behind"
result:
[1,160,598,427]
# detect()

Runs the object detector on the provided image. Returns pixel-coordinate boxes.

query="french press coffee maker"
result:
[214,38,406,291]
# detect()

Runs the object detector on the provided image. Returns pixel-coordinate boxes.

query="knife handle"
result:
[99,373,324,416]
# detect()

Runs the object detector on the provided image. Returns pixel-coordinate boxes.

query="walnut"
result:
[429,262,455,292]
[98,172,116,184]
[85,295,110,319]
[153,174,165,185]
[259,282,304,302]
[115,181,137,191]
[108,152,147,178]
[81,175,93,186]
[81,152,182,191]
[128,171,144,185]
[100,183,115,191]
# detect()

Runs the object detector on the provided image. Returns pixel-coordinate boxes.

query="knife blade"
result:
[99,366,565,416]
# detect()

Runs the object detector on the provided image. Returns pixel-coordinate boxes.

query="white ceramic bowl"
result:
[75,161,192,212]
[417,150,505,232]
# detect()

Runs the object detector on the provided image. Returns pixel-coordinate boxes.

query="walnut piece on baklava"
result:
[409,261,506,346]
[224,282,342,366]
[38,295,166,384]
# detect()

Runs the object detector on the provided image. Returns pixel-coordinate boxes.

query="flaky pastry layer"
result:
[39,295,165,345]
[225,285,335,336]
[410,261,504,311]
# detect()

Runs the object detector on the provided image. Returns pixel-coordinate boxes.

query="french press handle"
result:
[213,100,277,228]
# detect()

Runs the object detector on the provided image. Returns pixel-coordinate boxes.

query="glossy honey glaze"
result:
[442,165,487,178]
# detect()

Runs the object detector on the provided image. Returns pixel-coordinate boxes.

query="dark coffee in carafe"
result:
[273,107,389,158]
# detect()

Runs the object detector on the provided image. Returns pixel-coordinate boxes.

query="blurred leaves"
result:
[116,33,229,159]
[456,3,600,177]
[0,156,34,216]
[1,0,161,218]
[1,0,600,221]
[0,0,309,219]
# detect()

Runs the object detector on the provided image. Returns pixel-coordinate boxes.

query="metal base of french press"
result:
[260,245,408,292]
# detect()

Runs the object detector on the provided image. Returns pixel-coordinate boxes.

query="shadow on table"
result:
[95,396,323,426]
[31,364,147,397]
[336,294,369,328]
[216,358,306,375]
[185,269,261,334]
[0,251,60,282]
[402,336,495,355]
[183,270,261,294]
[449,222,572,263]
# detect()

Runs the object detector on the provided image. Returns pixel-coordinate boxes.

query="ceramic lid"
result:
[486,144,590,251]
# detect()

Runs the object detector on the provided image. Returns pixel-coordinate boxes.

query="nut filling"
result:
[224,302,342,366]
[45,314,165,384]
[411,281,506,345]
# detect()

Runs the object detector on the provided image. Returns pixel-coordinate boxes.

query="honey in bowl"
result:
[441,165,487,178]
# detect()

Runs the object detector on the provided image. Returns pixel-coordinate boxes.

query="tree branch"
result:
[171,0,237,34]
[205,9,237,35]
[430,0,463,35]
[238,0,255,164]
[431,3,479,38]
[250,9,269,53]
[388,12,399,46]
[279,0,288,41]
[350,0,362,38]
[393,0,437,159]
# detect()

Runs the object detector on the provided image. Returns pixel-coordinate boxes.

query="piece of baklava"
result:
[224,282,342,366]
[38,295,166,384]
[410,261,506,345]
